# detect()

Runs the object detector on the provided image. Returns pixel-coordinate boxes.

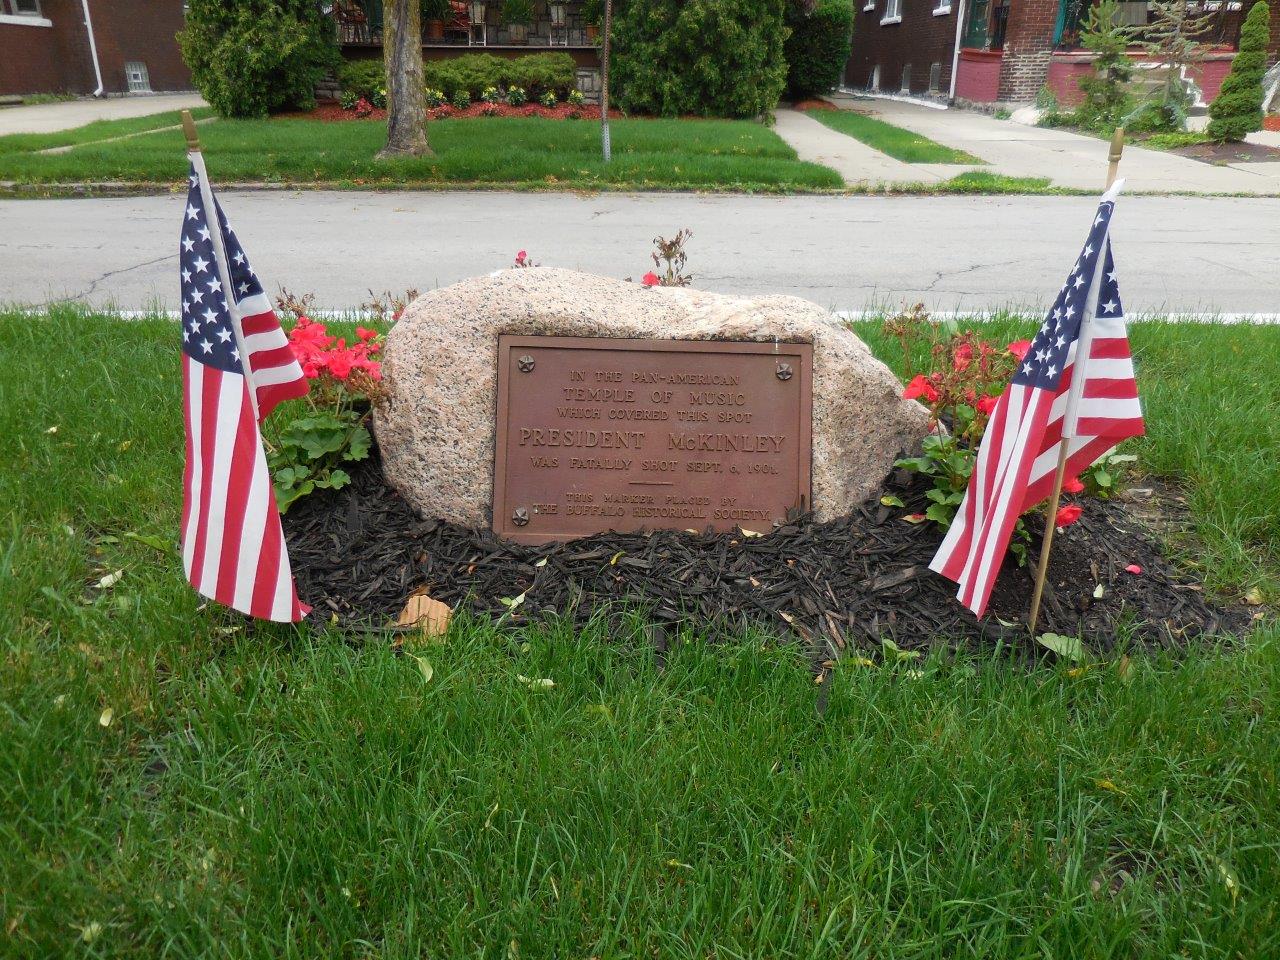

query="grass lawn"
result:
[0,114,844,193]
[0,108,217,158]
[805,109,985,165]
[3,309,1278,957]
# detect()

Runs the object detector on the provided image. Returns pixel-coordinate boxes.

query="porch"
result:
[330,0,601,52]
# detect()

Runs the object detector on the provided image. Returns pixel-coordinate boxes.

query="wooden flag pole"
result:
[181,109,201,153]
[1027,126,1125,634]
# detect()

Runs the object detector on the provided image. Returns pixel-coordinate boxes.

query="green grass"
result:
[0,108,217,158]
[1140,131,1213,152]
[2,309,1279,958]
[0,115,844,192]
[805,109,984,164]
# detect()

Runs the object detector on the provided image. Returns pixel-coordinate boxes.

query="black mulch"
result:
[283,450,1243,663]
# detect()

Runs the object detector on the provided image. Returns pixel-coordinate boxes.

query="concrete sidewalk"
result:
[0,93,207,136]
[838,95,1280,194]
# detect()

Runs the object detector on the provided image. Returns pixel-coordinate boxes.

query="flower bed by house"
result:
[293,100,617,123]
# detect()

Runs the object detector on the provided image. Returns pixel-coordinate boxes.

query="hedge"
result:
[611,0,790,118]
[784,0,854,100]
[1208,1,1271,142]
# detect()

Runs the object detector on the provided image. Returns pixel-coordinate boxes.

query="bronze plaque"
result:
[493,336,812,544]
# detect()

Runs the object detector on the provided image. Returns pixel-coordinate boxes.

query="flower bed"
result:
[291,100,618,123]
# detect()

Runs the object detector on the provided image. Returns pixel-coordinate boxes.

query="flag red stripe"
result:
[248,344,298,371]
[240,312,280,336]
[1090,338,1132,359]
[213,381,258,603]
[250,499,284,619]
[256,380,309,419]
[180,358,196,540]
[187,367,222,589]
[1083,377,1139,400]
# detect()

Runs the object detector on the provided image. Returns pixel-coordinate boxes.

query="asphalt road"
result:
[2,191,1278,315]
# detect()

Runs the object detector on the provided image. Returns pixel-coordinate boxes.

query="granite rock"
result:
[374,268,931,528]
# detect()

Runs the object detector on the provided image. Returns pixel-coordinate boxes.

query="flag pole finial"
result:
[1106,127,1125,189]
[181,110,201,153]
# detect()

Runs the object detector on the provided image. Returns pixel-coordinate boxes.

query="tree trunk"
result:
[379,0,432,157]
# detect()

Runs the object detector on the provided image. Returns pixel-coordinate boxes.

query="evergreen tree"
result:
[1208,0,1271,142]
[1135,0,1213,131]
[1074,0,1136,130]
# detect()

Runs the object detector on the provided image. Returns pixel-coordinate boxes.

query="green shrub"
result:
[421,0,452,18]
[783,0,854,100]
[502,0,535,24]
[423,52,576,99]
[179,0,338,119]
[1208,0,1271,141]
[612,0,790,118]
[451,89,472,109]
[338,58,385,100]
[506,53,577,98]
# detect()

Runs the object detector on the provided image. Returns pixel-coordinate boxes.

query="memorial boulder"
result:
[374,269,932,538]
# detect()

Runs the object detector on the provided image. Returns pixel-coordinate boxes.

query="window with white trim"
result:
[5,0,42,15]
[881,0,902,24]
[863,0,875,10]
[933,0,951,14]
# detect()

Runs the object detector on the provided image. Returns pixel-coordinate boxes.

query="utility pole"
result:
[601,0,612,162]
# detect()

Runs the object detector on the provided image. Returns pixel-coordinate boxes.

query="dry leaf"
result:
[395,590,452,639]
[609,551,624,565]
[1244,587,1264,606]
[96,569,124,590]
[739,529,763,538]
[44,426,58,435]
[1094,778,1128,796]
[98,707,113,728]
[1093,583,1105,599]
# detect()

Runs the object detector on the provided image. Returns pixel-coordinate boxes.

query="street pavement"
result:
[2,190,1278,315]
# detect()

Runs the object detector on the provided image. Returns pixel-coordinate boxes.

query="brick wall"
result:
[0,0,188,97]
[996,0,1057,102]
[844,0,960,97]
[88,0,191,94]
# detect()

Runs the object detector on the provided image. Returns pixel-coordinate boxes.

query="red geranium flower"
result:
[1062,476,1085,494]
[355,326,378,342]
[1007,340,1032,361]
[953,342,973,371]
[903,374,939,404]
[976,394,998,416]
[641,271,661,287]
[1055,504,1083,527]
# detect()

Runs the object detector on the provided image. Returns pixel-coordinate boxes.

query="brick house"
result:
[0,0,191,98]
[845,0,1280,107]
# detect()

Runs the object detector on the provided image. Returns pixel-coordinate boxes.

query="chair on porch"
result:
[445,1,471,41]
[335,0,370,44]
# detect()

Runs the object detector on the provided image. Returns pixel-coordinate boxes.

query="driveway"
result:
[0,93,207,136]
[814,95,1280,195]
[2,190,1278,315]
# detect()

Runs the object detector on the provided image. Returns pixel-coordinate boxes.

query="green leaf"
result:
[1036,632,1085,662]
[344,425,372,462]
[880,495,905,508]
[881,637,922,663]
[123,532,173,554]
[924,503,953,527]
[1094,470,1113,488]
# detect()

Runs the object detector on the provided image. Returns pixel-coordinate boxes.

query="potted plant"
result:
[582,0,602,41]
[502,0,534,43]
[422,0,451,40]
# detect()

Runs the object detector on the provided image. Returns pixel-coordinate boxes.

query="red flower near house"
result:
[953,342,973,371]
[1055,504,1083,527]
[1062,476,1085,494]
[903,373,940,404]
[976,394,998,416]
[355,326,378,342]
[641,271,661,287]
[1007,340,1032,361]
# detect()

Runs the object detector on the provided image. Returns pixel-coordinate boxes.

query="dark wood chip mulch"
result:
[283,451,1243,662]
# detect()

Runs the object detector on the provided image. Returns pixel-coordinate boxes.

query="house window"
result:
[900,63,912,92]
[5,0,43,14]
[881,0,902,24]
[929,62,942,92]
[933,0,952,14]
[870,64,881,92]
[863,0,876,9]
[125,61,152,93]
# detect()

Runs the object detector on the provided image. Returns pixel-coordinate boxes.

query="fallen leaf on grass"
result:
[44,426,58,435]
[411,655,434,684]
[1244,587,1264,606]
[517,675,554,689]
[80,921,103,943]
[95,569,124,590]
[98,708,113,728]
[1036,632,1085,662]
[499,592,527,611]
[395,590,452,639]
[1094,778,1128,796]
[124,532,172,554]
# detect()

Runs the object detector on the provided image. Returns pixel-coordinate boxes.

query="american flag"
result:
[930,184,1144,618]
[179,158,310,622]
